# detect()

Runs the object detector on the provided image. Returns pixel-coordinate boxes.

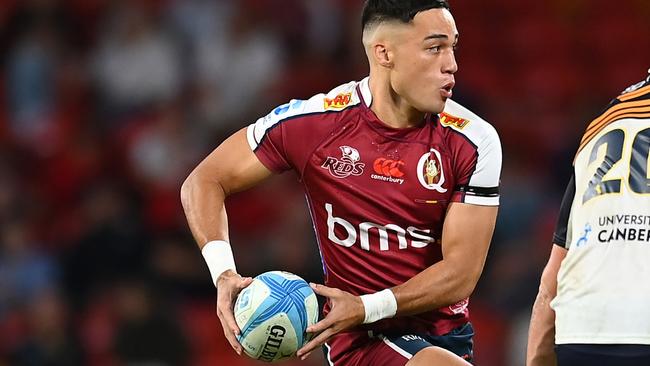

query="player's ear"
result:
[373,43,393,69]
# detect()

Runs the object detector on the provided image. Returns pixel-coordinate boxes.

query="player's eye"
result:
[428,45,441,53]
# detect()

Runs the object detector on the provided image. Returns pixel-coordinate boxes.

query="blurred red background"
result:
[0,0,648,365]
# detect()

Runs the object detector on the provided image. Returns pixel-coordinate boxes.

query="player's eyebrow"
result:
[423,33,459,41]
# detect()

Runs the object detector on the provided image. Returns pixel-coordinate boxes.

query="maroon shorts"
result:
[323,323,474,365]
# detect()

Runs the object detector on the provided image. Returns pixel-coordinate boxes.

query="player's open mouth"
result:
[441,82,454,98]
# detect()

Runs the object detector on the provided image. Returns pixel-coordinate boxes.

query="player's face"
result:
[390,8,458,114]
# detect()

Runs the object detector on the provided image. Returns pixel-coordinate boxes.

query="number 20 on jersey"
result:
[583,127,650,203]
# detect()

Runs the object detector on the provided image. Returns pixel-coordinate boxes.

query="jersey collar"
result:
[358,77,373,108]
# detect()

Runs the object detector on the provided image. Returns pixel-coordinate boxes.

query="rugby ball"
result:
[234,271,319,362]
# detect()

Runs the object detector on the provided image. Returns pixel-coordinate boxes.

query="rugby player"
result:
[527,71,650,366]
[181,1,502,364]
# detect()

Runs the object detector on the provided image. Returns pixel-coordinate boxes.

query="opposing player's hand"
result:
[296,283,365,360]
[216,269,253,355]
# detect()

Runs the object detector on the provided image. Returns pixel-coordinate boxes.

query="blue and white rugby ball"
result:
[234,271,319,362]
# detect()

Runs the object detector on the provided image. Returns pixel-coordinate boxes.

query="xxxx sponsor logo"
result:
[324,92,352,110]
[439,112,469,129]
[371,158,405,184]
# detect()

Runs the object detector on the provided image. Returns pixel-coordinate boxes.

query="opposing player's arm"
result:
[526,244,566,366]
[527,173,574,365]
[392,202,497,315]
[180,127,273,355]
[181,127,273,248]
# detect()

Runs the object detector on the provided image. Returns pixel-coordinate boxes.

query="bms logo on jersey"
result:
[325,203,436,251]
[321,146,365,179]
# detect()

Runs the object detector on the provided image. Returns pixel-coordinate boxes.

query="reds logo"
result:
[321,146,365,179]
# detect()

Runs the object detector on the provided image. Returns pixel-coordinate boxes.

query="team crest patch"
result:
[417,149,447,192]
[449,298,468,314]
[439,112,469,129]
[321,146,365,178]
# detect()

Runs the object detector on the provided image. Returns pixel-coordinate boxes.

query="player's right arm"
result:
[526,173,574,366]
[180,127,273,355]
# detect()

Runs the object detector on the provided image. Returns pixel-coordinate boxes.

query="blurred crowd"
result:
[0,0,648,365]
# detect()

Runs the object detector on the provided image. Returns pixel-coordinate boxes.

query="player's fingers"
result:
[221,322,243,355]
[297,328,333,360]
[306,315,333,334]
[237,276,253,289]
[217,297,242,336]
[310,283,339,298]
[217,307,243,355]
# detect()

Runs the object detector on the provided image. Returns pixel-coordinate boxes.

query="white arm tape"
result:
[201,240,237,286]
[359,289,397,324]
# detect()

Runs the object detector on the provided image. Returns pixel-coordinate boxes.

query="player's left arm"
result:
[393,122,501,315]
[392,202,497,315]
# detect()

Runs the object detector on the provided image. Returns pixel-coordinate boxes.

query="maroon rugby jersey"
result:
[247,77,501,336]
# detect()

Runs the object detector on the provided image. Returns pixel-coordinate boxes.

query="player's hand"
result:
[296,283,365,360]
[216,269,253,355]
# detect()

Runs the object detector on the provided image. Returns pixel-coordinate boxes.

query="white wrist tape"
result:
[360,289,397,324]
[201,240,237,286]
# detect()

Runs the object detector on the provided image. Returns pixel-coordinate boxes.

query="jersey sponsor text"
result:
[325,203,435,251]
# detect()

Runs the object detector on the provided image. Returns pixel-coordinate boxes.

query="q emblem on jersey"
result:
[321,146,365,179]
[417,149,447,192]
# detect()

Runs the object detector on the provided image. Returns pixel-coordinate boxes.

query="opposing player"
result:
[181,1,502,365]
[527,71,650,366]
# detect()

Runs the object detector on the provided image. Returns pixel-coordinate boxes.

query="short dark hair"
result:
[362,0,450,31]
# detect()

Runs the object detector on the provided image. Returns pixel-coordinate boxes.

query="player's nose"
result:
[442,51,458,74]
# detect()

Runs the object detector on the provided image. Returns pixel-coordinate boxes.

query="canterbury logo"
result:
[373,158,405,177]
[371,158,405,184]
